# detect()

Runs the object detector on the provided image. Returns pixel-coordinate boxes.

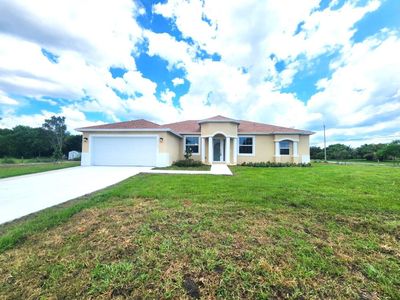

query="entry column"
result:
[225,137,230,164]
[233,137,238,164]
[201,137,205,163]
[208,137,213,164]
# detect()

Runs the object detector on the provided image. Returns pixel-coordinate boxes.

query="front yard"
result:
[0,164,399,299]
[0,161,80,179]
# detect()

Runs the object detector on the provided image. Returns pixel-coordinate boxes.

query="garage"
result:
[90,136,157,166]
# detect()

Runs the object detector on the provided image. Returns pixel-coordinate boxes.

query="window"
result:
[185,136,199,154]
[239,136,254,154]
[279,141,290,155]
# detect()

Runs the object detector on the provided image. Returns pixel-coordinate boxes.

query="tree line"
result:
[311,140,400,161]
[0,116,81,159]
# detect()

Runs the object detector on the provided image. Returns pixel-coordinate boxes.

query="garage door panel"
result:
[91,136,157,166]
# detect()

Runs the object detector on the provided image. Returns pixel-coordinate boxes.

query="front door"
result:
[213,138,224,161]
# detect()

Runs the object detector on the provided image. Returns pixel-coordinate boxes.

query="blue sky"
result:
[0,0,399,146]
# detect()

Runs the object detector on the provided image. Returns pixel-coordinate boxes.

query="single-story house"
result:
[76,115,314,167]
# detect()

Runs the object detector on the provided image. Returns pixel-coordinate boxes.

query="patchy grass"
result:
[153,165,211,171]
[0,164,399,299]
[0,161,80,179]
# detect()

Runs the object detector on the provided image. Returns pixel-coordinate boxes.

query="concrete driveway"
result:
[0,166,151,224]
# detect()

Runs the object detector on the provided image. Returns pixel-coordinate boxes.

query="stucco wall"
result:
[237,135,275,164]
[200,122,238,137]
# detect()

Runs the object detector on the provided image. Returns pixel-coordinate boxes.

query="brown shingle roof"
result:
[77,119,161,130]
[238,120,313,134]
[77,116,313,135]
[161,120,200,133]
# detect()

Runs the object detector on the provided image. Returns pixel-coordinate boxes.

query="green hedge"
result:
[240,162,311,168]
[173,159,205,167]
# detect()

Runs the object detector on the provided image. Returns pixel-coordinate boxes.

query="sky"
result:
[0,0,399,146]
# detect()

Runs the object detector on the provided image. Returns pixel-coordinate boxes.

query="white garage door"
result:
[91,136,157,166]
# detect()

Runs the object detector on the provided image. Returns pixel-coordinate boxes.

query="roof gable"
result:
[198,115,240,124]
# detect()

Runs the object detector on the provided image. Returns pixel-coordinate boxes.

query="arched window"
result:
[279,140,290,155]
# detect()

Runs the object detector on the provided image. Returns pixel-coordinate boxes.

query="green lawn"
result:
[0,164,399,299]
[0,161,80,179]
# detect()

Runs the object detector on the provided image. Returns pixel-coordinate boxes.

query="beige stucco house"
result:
[76,115,313,167]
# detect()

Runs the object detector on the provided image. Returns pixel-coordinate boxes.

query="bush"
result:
[240,161,311,168]
[1,157,16,164]
[364,153,376,161]
[173,159,205,167]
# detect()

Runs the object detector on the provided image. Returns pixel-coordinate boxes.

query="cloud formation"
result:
[0,0,398,145]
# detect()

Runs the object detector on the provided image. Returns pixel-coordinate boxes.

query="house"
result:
[76,115,314,167]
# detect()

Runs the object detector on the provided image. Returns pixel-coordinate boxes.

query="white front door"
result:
[91,136,157,166]
[213,138,225,162]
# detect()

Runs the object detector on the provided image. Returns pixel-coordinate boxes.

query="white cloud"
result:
[0,91,18,105]
[160,89,176,106]
[0,0,398,147]
[172,77,184,86]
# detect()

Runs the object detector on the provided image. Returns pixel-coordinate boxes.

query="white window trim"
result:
[238,135,255,156]
[279,140,291,156]
[184,135,200,155]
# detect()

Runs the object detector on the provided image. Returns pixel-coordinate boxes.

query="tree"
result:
[326,144,353,160]
[310,146,325,159]
[184,147,193,160]
[63,134,82,154]
[382,140,400,160]
[42,116,67,160]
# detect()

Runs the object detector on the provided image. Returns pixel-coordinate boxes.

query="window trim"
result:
[279,140,290,156]
[238,135,255,156]
[184,135,200,155]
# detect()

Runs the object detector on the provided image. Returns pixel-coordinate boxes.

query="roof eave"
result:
[238,131,314,135]
[75,127,183,138]
[198,120,240,125]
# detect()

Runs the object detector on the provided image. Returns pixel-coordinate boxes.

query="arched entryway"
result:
[212,133,226,162]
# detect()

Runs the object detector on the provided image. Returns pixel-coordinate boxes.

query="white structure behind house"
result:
[68,151,81,160]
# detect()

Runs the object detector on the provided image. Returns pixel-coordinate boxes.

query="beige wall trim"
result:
[274,137,300,142]
[202,134,237,138]
[198,120,240,124]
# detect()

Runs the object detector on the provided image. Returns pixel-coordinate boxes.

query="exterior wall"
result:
[237,135,275,164]
[80,126,311,166]
[273,134,310,163]
[200,122,238,137]
[298,135,310,163]
[80,131,181,167]
[164,132,181,164]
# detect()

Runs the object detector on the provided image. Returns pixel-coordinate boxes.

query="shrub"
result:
[364,153,376,161]
[240,161,311,168]
[173,159,205,167]
[1,157,16,164]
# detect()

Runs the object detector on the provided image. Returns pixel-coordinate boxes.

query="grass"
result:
[315,159,400,166]
[153,165,211,171]
[0,161,80,179]
[1,157,61,164]
[0,164,399,299]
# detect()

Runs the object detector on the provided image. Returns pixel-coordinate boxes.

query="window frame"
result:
[184,135,200,155]
[238,136,255,156]
[279,140,290,155]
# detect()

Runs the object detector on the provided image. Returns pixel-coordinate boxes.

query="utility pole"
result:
[323,123,327,161]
